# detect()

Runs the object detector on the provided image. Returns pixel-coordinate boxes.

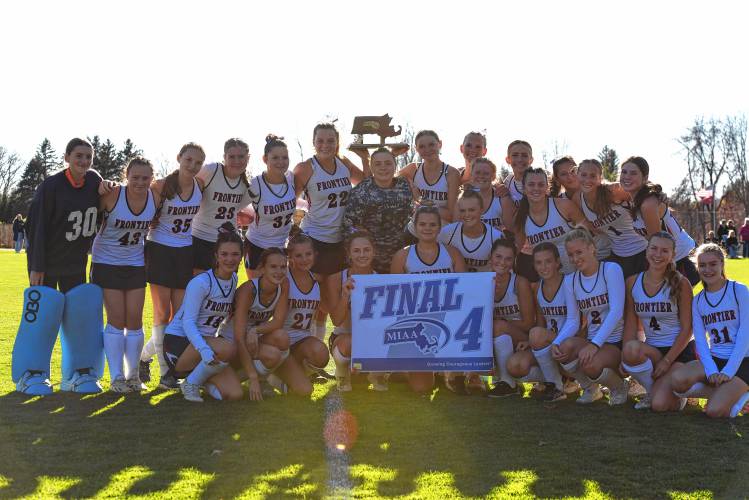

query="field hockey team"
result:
[22,130,749,418]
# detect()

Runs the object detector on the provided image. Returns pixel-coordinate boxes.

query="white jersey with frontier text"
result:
[92,187,156,266]
[525,198,574,273]
[538,275,570,335]
[247,171,297,249]
[494,272,522,321]
[693,280,749,361]
[405,243,454,274]
[439,222,503,272]
[631,272,681,347]
[148,179,202,247]
[414,162,450,209]
[192,163,252,242]
[283,271,321,345]
[481,196,503,228]
[572,261,624,344]
[300,156,352,243]
[580,195,647,257]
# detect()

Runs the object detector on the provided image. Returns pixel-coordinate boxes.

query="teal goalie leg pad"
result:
[60,284,105,393]
[12,286,65,395]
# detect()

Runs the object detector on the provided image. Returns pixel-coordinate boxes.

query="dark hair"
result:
[162,143,206,200]
[286,232,315,254]
[458,189,484,210]
[413,205,441,227]
[65,137,93,156]
[213,222,243,265]
[222,138,250,188]
[507,139,532,155]
[463,131,487,148]
[647,231,681,301]
[345,229,376,256]
[371,147,396,163]
[623,156,666,217]
[258,247,287,268]
[313,123,340,155]
[490,238,517,256]
[264,134,287,156]
[550,156,576,197]
[513,168,549,234]
[124,156,154,181]
[415,130,441,143]
[578,159,613,217]
[533,241,562,271]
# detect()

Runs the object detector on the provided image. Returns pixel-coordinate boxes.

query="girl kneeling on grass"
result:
[486,238,535,398]
[506,242,577,402]
[670,243,749,418]
[163,225,243,403]
[621,232,695,411]
[328,231,378,392]
[553,227,629,406]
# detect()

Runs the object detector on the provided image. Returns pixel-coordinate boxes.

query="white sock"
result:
[622,358,654,394]
[533,345,563,390]
[103,324,125,381]
[675,382,714,399]
[561,359,595,389]
[313,322,326,341]
[204,383,223,400]
[332,346,350,377]
[253,359,271,377]
[518,366,544,383]
[186,360,228,386]
[492,335,516,387]
[729,391,749,418]
[151,325,168,376]
[124,328,144,380]
[593,367,625,391]
[141,338,156,361]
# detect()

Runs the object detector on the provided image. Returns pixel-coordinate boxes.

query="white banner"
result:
[350,273,494,372]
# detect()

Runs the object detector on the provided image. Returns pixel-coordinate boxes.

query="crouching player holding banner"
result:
[164,225,243,402]
[13,138,113,395]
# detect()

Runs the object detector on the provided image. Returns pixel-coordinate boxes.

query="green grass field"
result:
[1,249,748,499]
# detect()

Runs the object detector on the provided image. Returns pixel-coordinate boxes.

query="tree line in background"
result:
[0,137,141,221]
[0,117,746,243]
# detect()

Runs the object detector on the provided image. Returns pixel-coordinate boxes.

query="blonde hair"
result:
[648,231,681,301]
[564,226,595,248]
[694,243,727,284]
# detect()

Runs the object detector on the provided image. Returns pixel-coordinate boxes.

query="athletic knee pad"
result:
[12,286,65,395]
[59,284,105,393]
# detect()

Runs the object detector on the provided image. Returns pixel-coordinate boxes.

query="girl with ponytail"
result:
[621,232,695,411]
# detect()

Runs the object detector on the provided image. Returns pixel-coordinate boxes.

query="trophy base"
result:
[348,142,409,150]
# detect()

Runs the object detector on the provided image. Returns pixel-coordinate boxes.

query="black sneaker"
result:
[158,374,180,389]
[540,383,567,403]
[139,360,151,383]
[488,381,522,398]
[314,367,336,381]
[445,375,469,395]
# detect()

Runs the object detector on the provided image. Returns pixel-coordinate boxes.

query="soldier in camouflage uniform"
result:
[342,148,417,274]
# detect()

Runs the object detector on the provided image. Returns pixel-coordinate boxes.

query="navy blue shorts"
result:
[713,356,749,385]
[655,340,696,364]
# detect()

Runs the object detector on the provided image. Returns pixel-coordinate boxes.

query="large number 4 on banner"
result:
[454,306,483,352]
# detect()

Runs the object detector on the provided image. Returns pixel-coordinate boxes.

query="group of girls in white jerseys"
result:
[30,128,749,418]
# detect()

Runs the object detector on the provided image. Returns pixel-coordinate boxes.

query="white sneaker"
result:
[126,377,147,392]
[337,375,352,392]
[563,379,581,395]
[267,374,288,395]
[608,379,630,406]
[634,394,652,410]
[368,373,388,392]
[576,384,603,404]
[110,377,132,394]
[181,381,203,402]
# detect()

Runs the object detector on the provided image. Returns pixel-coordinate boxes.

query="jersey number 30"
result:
[65,208,97,241]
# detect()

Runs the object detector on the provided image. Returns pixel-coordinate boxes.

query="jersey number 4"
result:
[65,208,97,241]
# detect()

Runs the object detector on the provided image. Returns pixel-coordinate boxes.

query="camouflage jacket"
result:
[342,177,414,273]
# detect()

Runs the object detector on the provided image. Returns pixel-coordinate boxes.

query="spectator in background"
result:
[705,230,720,245]
[717,219,729,246]
[12,214,25,253]
[726,230,739,258]
[740,218,749,258]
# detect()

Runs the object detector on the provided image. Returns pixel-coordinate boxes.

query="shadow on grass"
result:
[0,387,329,499]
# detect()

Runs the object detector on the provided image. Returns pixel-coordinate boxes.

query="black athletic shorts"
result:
[146,241,193,289]
[244,240,268,270]
[655,340,696,364]
[192,235,215,271]
[90,263,146,290]
[713,356,749,385]
[608,250,648,279]
[163,333,191,378]
[514,252,540,283]
[39,272,86,293]
[309,237,346,275]
[604,340,623,350]
[677,256,700,287]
